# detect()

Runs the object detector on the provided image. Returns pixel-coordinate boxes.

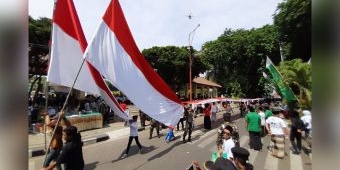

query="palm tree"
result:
[278,59,312,109]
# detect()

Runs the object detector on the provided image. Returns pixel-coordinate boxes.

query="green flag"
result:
[266,57,297,101]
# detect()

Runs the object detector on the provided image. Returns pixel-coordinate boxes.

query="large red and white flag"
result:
[84,0,184,127]
[47,0,129,120]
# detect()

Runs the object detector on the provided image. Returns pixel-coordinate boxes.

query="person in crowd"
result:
[265,107,289,159]
[203,103,212,129]
[301,110,312,139]
[218,108,240,147]
[221,128,235,159]
[257,106,266,137]
[289,110,304,154]
[245,106,262,151]
[177,112,185,131]
[149,118,161,139]
[263,103,273,119]
[165,126,175,143]
[183,107,194,143]
[40,125,84,170]
[210,102,218,122]
[42,110,71,170]
[239,102,246,117]
[121,115,143,159]
[230,147,254,170]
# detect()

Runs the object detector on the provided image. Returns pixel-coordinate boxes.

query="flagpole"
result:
[42,0,86,164]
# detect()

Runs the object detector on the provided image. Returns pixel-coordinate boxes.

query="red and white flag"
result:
[84,0,184,127]
[47,0,129,120]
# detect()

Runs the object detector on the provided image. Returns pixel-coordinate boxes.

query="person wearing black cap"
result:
[41,125,84,170]
[210,157,236,170]
[230,147,253,170]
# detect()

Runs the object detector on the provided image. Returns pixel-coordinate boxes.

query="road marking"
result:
[29,160,35,170]
[290,152,304,170]
[264,150,278,170]
[189,129,217,144]
[239,135,249,147]
[198,134,218,148]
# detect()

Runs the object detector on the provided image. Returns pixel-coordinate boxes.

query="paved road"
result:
[29,108,312,170]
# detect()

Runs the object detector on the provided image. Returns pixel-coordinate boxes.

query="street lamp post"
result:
[188,24,200,102]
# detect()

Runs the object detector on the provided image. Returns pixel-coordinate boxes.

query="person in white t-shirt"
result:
[301,110,312,138]
[210,102,218,122]
[257,106,266,137]
[121,115,143,159]
[221,128,235,159]
[265,107,289,159]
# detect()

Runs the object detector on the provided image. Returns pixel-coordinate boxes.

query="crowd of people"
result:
[185,100,312,170]
[33,97,312,169]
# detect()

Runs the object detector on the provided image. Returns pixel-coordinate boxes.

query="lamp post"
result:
[188,24,200,102]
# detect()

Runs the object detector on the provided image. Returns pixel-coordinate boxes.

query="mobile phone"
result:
[187,163,194,170]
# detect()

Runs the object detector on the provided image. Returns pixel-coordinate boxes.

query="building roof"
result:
[193,77,222,88]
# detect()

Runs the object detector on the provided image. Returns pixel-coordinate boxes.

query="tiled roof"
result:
[193,77,222,88]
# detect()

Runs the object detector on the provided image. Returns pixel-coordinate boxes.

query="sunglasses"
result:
[223,131,231,135]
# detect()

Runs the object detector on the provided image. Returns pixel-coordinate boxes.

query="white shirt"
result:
[129,121,138,137]
[266,116,287,135]
[222,138,235,159]
[301,112,312,130]
[258,111,266,126]
[211,105,218,113]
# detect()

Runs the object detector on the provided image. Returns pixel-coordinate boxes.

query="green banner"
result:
[267,64,297,101]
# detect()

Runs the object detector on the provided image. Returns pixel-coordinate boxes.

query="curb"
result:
[28,134,110,158]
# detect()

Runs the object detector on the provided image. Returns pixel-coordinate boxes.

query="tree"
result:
[273,0,311,61]
[200,25,281,98]
[142,46,208,93]
[277,59,311,109]
[29,16,51,105]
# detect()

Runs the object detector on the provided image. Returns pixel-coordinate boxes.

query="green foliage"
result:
[200,25,280,98]
[142,46,208,92]
[278,59,311,109]
[273,0,311,61]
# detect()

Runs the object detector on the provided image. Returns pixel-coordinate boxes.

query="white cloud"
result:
[29,0,283,50]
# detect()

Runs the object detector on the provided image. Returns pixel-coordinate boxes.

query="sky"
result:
[29,0,283,51]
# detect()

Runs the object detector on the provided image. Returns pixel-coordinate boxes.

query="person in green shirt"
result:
[263,103,273,119]
[245,105,262,151]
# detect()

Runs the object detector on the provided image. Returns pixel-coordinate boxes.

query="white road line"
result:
[198,134,218,148]
[264,150,278,170]
[248,149,259,164]
[290,152,304,170]
[239,135,249,147]
[189,129,217,144]
[29,160,35,170]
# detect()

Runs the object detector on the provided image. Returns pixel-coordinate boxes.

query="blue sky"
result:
[29,0,282,50]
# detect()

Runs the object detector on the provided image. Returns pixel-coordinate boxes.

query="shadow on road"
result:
[84,161,99,170]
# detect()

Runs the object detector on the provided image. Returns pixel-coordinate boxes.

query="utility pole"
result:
[188,24,200,101]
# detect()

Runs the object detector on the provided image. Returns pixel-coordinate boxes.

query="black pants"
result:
[290,130,302,152]
[125,136,142,154]
[177,118,184,130]
[183,122,193,141]
[249,131,262,150]
[204,116,211,129]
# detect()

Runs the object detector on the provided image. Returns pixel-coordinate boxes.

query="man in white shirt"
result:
[121,115,143,159]
[301,110,312,138]
[265,107,289,159]
[257,106,266,137]
[210,102,218,122]
[221,128,235,159]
